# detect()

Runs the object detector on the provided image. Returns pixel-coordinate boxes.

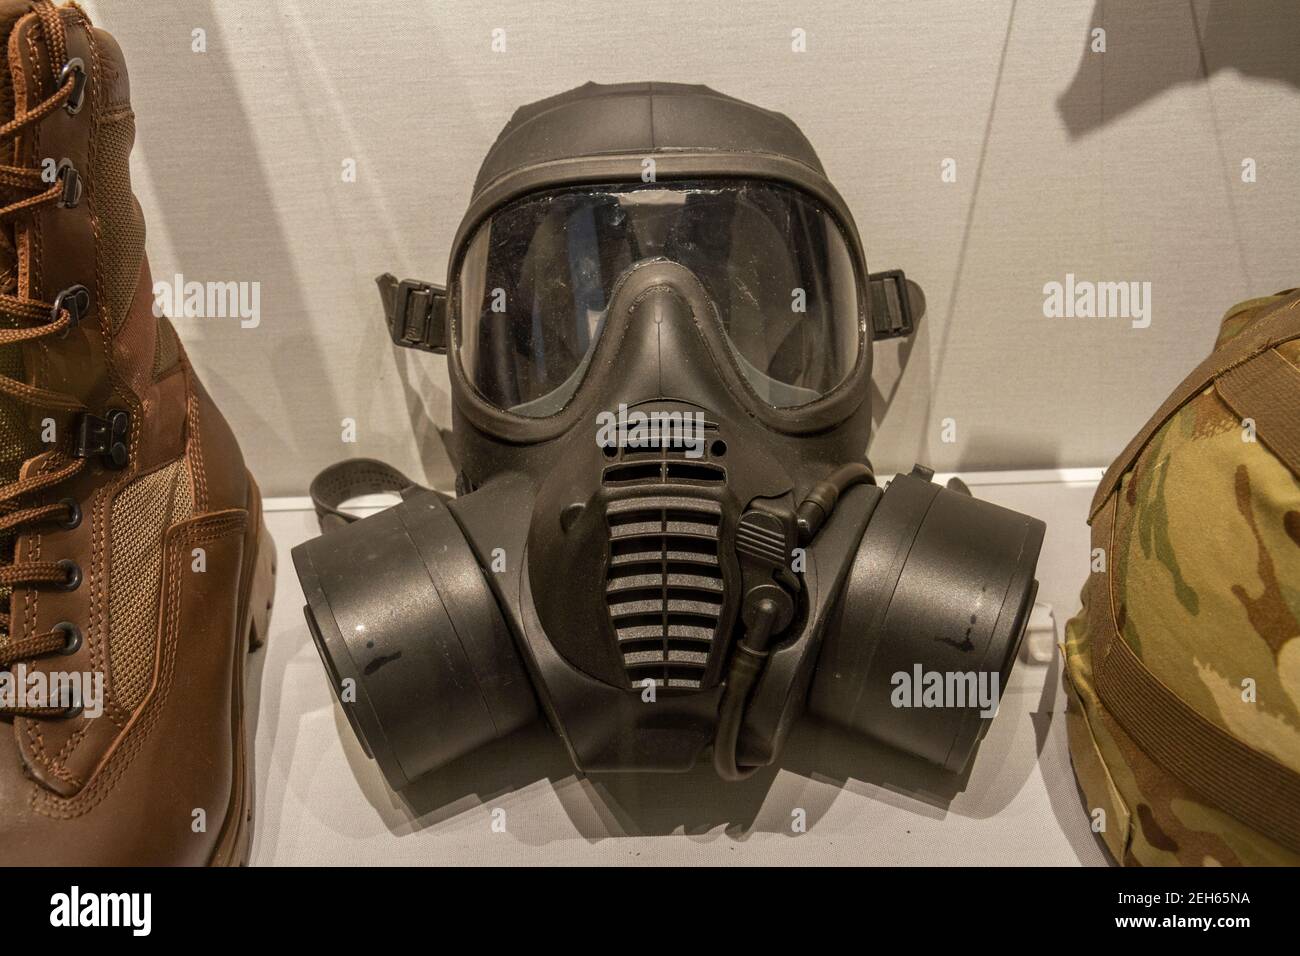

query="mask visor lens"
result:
[454,179,863,415]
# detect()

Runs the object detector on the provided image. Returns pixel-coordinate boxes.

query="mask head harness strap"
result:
[868,270,921,340]
[374,269,921,359]
[308,458,424,533]
[377,272,447,354]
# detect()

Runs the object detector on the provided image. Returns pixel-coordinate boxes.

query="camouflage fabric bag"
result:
[1064,289,1300,866]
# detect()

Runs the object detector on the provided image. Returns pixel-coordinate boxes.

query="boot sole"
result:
[208,476,275,866]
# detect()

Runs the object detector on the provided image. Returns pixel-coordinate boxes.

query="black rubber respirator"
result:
[293,83,1045,790]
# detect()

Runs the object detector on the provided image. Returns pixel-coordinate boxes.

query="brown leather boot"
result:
[0,1,274,865]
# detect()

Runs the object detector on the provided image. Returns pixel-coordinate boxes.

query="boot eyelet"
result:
[55,558,81,591]
[60,697,83,720]
[56,498,82,530]
[54,621,82,655]
[59,57,86,115]
[55,159,82,209]
[52,285,91,338]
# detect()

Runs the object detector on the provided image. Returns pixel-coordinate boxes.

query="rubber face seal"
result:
[291,490,536,790]
[808,471,1046,773]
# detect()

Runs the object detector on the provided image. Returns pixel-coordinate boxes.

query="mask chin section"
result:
[807,465,1046,774]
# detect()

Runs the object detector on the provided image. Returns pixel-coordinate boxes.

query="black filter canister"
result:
[808,467,1045,773]
[292,489,537,790]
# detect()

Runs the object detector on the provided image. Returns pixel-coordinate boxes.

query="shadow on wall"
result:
[106,0,462,493]
[275,3,468,493]
[869,280,928,450]
[954,427,1062,475]
[106,1,340,472]
[1058,0,1300,137]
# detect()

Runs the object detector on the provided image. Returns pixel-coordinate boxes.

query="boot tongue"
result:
[0,2,44,629]
[0,1,41,491]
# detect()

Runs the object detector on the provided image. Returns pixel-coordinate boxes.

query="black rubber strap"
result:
[376,272,447,353]
[309,458,423,533]
[867,270,921,340]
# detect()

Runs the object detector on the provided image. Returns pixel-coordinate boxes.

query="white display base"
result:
[250,468,1112,866]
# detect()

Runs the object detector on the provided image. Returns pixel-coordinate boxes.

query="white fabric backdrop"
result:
[81,0,1300,495]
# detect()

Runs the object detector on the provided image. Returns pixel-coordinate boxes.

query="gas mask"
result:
[292,82,1045,790]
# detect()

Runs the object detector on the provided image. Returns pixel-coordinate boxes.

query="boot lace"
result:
[0,2,94,718]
